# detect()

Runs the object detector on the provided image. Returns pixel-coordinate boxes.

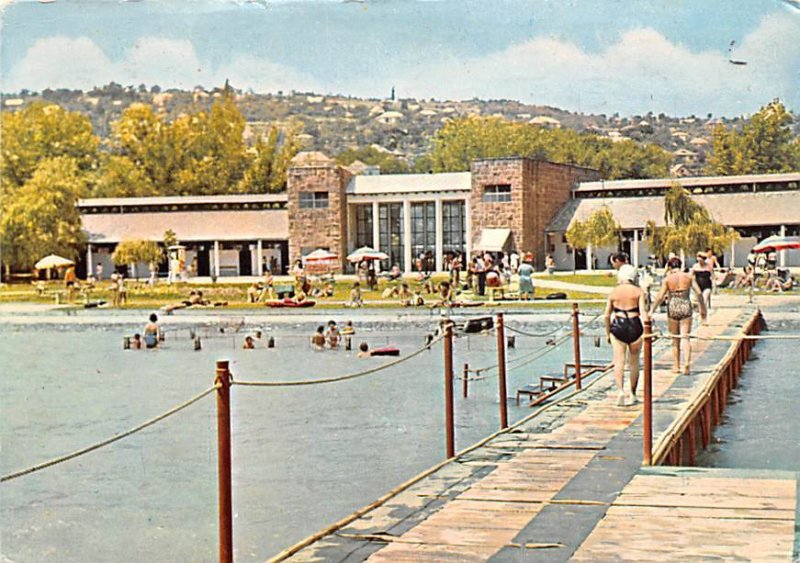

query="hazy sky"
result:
[1,0,798,116]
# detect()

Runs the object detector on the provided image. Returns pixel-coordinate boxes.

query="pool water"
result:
[0,309,610,562]
[696,315,800,472]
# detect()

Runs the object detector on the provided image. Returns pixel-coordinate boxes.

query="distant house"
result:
[418,109,438,117]
[529,116,561,128]
[670,163,693,177]
[375,111,404,125]
[3,98,24,107]
[306,95,324,103]
[689,137,710,148]
[673,148,698,164]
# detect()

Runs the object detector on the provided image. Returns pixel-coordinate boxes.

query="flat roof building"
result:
[76,152,800,278]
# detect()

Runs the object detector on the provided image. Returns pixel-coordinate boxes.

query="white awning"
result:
[474,228,511,252]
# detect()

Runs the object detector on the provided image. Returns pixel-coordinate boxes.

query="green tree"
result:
[239,121,303,193]
[163,229,178,248]
[428,116,670,179]
[0,102,99,189]
[0,157,88,272]
[645,184,738,258]
[565,206,619,271]
[706,100,800,175]
[92,155,157,197]
[336,145,410,174]
[112,239,163,279]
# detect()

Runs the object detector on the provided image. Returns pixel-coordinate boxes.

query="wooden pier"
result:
[279,307,799,562]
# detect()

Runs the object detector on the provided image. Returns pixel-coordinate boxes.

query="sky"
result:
[1,0,798,117]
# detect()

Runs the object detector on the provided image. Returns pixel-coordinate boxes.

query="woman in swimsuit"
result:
[650,257,707,375]
[692,253,713,317]
[605,265,649,406]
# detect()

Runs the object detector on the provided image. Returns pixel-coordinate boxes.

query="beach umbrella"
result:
[34,254,74,270]
[303,248,338,262]
[346,246,389,263]
[752,235,800,253]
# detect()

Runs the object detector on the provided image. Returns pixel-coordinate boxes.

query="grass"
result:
[0,276,606,310]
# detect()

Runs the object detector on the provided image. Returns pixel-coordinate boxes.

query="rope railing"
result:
[231,334,444,387]
[1,385,219,483]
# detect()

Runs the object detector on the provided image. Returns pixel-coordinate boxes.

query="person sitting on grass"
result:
[381,285,400,299]
[734,265,755,289]
[765,268,794,293]
[398,283,413,306]
[430,281,454,308]
[247,282,261,303]
[348,282,363,307]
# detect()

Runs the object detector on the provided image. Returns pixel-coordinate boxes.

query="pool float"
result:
[265,299,316,308]
[371,347,400,357]
[341,327,355,335]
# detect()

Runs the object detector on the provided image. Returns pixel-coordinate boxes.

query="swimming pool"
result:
[0,308,610,561]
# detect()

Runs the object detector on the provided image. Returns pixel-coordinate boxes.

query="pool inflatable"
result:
[265,299,316,308]
[371,347,400,357]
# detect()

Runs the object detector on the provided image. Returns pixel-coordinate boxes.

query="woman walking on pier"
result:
[605,265,649,406]
[650,257,707,375]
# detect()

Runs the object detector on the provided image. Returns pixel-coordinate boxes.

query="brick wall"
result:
[287,164,351,271]
[470,158,600,269]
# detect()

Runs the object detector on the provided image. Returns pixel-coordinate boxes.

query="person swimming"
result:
[357,342,372,358]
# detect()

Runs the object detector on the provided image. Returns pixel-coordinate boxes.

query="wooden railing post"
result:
[444,322,455,458]
[496,313,509,429]
[572,303,582,390]
[215,360,233,563]
[643,320,653,466]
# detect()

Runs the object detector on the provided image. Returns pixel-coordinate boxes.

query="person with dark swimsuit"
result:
[605,265,649,406]
[651,257,707,374]
[692,253,713,318]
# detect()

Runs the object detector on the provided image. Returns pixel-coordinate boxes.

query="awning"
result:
[474,228,511,252]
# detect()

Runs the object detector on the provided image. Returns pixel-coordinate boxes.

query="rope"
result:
[650,331,800,341]
[504,323,566,338]
[1,385,219,483]
[232,335,444,387]
[507,333,573,373]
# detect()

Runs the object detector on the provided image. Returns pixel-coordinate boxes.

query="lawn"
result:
[0,275,606,310]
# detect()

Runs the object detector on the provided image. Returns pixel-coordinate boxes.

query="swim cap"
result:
[617,264,638,284]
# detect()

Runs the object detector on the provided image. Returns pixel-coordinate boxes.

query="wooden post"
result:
[215,360,233,563]
[643,319,653,466]
[571,303,582,390]
[444,322,455,458]
[463,363,469,399]
[496,313,508,430]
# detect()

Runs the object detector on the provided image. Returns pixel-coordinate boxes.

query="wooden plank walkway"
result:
[572,467,798,562]
[282,307,799,562]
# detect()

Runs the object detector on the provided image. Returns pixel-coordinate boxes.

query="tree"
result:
[565,206,619,271]
[92,155,157,197]
[163,229,178,248]
[706,100,800,175]
[428,116,670,179]
[112,239,163,279]
[0,157,88,272]
[0,102,99,189]
[336,145,409,174]
[239,120,303,193]
[645,184,738,259]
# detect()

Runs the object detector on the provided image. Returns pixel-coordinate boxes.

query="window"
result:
[442,201,466,256]
[379,203,404,269]
[354,204,373,248]
[299,191,329,209]
[483,184,512,203]
[411,202,436,261]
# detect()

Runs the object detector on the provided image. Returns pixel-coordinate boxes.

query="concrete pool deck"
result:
[278,302,799,562]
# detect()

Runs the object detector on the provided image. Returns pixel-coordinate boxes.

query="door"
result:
[239,247,252,276]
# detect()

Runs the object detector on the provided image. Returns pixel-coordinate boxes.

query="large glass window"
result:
[483,184,512,203]
[379,203,404,269]
[299,191,329,209]
[354,204,373,248]
[443,201,466,256]
[411,202,436,261]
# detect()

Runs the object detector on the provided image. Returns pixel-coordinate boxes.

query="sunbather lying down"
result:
[162,290,228,313]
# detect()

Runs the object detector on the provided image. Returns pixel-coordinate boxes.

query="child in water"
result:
[311,326,326,351]
[242,336,255,349]
[326,320,341,348]
[357,342,373,358]
[132,333,142,350]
